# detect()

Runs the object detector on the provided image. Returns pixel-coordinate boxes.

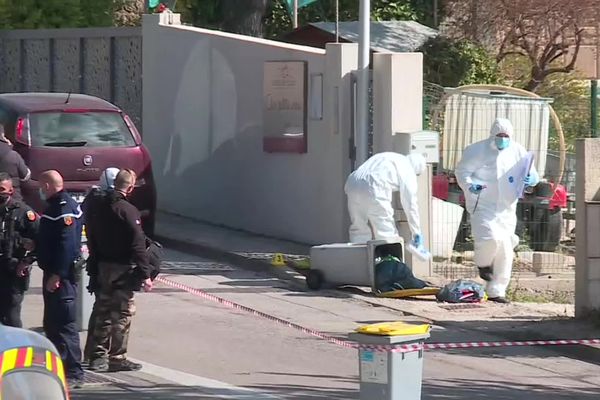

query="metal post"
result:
[592,80,598,138]
[335,0,340,42]
[293,0,299,28]
[433,0,438,27]
[356,0,370,166]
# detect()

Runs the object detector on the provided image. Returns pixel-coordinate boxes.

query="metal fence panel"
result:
[424,86,575,280]
[0,27,142,129]
[53,38,82,93]
[442,92,552,178]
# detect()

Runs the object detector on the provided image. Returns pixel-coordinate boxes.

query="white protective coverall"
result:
[344,152,426,243]
[455,118,538,298]
[98,167,119,190]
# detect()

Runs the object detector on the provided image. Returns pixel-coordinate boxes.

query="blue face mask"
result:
[495,137,510,150]
[38,188,47,201]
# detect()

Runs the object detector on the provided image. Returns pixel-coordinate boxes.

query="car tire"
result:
[531,208,562,252]
[543,208,563,252]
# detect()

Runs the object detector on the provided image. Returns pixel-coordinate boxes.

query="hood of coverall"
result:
[490,118,514,138]
[407,153,426,176]
[98,167,120,190]
[489,118,514,151]
[490,118,514,140]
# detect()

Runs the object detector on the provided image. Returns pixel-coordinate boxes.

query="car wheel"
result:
[543,209,562,252]
[531,208,562,252]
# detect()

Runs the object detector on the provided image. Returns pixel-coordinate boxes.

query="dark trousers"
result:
[91,262,135,362]
[0,285,24,327]
[42,274,84,380]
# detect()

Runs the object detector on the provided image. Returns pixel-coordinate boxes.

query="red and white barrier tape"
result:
[425,339,600,350]
[156,276,600,354]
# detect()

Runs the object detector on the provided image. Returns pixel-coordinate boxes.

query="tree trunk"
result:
[524,79,542,93]
[221,0,270,37]
[469,0,479,42]
[524,66,544,93]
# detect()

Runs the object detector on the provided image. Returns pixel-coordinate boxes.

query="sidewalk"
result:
[155,211,600,360]
[69,360,282,400]
[155,212,310,289]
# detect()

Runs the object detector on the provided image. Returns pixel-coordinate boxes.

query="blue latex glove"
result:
[412,234,423,247]
[523,172,539,187]
[468,184,484,194]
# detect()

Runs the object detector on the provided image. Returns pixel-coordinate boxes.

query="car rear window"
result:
[28,112,136,148]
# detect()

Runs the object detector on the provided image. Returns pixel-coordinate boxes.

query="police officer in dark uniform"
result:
[0,124,31,201]
[88,169,153,373]
[81,168,120,292]
[81,167,119,363]
[36,170,84,387]
[0,172,38,327]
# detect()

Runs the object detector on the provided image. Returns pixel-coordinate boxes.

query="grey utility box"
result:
[394,130,440,164]
[306,239,404,291]
[349,332,430,400]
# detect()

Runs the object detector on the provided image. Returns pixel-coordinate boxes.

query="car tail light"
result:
[15,117,31,146]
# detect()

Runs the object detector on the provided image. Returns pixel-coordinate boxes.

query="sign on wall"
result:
[263,61,308,153]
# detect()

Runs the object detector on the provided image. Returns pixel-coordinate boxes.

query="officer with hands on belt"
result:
[35,170,85,388]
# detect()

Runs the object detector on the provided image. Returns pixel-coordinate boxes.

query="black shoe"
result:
[88,358,109,372]
[67,377,85,390]
[109,359,142,372]
[488,296,510,304]
[478,267,493,282]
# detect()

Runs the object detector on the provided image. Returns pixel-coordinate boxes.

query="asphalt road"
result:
[20,247,600,399]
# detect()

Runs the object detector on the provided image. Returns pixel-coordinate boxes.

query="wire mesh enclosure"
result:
[423,85,575,279]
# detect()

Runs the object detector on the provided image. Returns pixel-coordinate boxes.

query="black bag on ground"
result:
[375,255,427,293]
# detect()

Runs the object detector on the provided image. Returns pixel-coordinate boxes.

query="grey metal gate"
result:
[0,27,142,128]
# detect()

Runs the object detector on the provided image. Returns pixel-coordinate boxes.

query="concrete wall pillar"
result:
[372,53,423,154]
[575,138,600,317]
[372,52,431,277]
[325,42,359,241]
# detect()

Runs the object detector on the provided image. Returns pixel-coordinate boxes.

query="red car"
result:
[0,93,156,236]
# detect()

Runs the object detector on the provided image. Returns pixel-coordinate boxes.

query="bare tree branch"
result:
[497,50,528,63]
[442,0,595,91]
